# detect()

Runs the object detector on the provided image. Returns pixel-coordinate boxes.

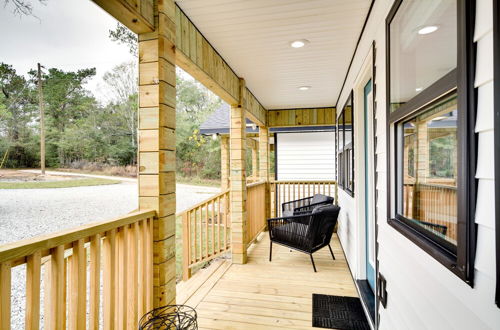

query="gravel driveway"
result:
[0,179,219,328]
[0,181,219,245]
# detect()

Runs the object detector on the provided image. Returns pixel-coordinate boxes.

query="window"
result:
[337,92,354,196]
[386,0,476,283]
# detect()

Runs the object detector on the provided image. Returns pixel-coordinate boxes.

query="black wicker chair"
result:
[281,194,334,217]
[268,204,340,272]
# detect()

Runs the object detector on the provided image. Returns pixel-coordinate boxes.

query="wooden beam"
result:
[268,107,336,127]
[92,0,154,34]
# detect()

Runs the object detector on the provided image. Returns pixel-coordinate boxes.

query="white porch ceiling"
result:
[176,0,372,109]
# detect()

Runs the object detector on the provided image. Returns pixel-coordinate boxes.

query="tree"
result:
[28,67,97,166]
[0,63,38,167]
[109,23,138,57]
[100,61,139,164]
[2,0,45,16]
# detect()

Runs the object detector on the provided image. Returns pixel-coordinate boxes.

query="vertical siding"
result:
[276,132,336,181]
[335,0,500,329]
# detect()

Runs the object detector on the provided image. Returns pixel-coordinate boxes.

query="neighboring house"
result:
[200,103,337,181]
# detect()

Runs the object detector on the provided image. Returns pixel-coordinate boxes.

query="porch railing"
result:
[246,181,268,247]
[180,189,230,281]
[271,180,337,217]
[403,182,457,241]
[0,209,155,330]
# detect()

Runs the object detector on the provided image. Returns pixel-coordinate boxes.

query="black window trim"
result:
[493,0,500,308]
[337,91,355,196]
[385,0,477,285]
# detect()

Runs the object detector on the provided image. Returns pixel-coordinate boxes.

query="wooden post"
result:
[138,0,177,308]
[259,126,271,220]
[230,79,248,264]
[37,63,45,175]
[251,144,258,180]
[181,212,192,281]
[220,136,230,190]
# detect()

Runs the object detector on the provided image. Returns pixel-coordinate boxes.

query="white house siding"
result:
[276,132,335,181]
[335,0,500,329]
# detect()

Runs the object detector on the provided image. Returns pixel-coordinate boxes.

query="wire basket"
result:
[139,305,198,330]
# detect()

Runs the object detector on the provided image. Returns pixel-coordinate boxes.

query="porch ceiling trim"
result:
[268,107,336,128]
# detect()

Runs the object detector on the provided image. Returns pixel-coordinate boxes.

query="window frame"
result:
[385,0,477,284]
[337,91,355,196]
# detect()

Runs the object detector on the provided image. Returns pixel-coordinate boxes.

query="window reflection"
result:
[390,0,457,111]
[401,94,458,246]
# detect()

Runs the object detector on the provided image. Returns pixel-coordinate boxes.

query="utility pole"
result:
[37,63,45,175]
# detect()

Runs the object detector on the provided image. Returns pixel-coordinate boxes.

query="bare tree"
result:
[101,61,138,157]
[3,0,46,16]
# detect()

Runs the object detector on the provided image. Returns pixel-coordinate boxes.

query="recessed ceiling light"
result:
[418,25,439,35]
[290,39,309,48]
[298,86,311,91]
[415,87,423,92]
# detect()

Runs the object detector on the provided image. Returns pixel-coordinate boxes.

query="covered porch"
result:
[0,0,372,329]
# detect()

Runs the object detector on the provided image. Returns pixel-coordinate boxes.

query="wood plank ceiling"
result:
[175,0,372,109]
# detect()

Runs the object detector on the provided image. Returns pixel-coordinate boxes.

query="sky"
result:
[0,0,136,101]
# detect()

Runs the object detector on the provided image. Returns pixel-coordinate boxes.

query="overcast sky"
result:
[0,0,135,101]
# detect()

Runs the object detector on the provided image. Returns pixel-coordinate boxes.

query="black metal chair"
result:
[268,205,341,272]
[281,194,334,217]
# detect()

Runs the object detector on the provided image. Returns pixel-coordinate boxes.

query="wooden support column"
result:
[220,136,230,190]
[259,126,271,220]
[230,80,248,264]
[138,0,177,308]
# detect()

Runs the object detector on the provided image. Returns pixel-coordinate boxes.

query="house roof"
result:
[199,103,335,135]
[199,103,258,135]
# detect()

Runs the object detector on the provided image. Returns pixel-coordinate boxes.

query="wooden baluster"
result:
[69,239,86,330]
[49,246,64,330]
[89,234,101,330]
[211,200,215,256]
[25,251,41,330]
[194,208,198,262]
[217,197,221,252]
[205,203,209,258]
[127,222,139,329]
[118,226,128,329]
[138,221,145,316]
[182,212,191,281]
[224,193,228,249]
[146,218,154,312]
[0,261,11,330]
[103,229,116,330]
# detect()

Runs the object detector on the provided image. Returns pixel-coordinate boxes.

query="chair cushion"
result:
[311,194,329,204]
[312,204,330,214]
[283,209,294,217]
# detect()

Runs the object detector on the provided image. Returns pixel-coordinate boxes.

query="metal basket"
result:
[138,305,198,330]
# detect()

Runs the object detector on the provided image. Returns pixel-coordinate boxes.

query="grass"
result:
[0,178,121,189]
[176,175,221,187]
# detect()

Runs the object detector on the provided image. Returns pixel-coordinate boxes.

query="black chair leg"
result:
[269,241,272,262]
[310,254,317,272]
[328,244,335,260]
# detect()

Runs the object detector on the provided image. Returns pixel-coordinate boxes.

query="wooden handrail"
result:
[0,209,155,330]
[181,190,230,281]
[0,210,156,264]
[177,189,229,217]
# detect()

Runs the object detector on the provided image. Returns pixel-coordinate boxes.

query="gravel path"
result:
[0,180,219,328]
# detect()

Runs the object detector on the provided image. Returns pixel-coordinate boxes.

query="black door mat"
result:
[312,294,370,330]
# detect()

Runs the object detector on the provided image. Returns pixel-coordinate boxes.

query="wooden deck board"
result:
[177,233,357,329]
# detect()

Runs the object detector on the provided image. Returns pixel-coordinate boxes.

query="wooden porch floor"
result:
[177,233,358,329]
